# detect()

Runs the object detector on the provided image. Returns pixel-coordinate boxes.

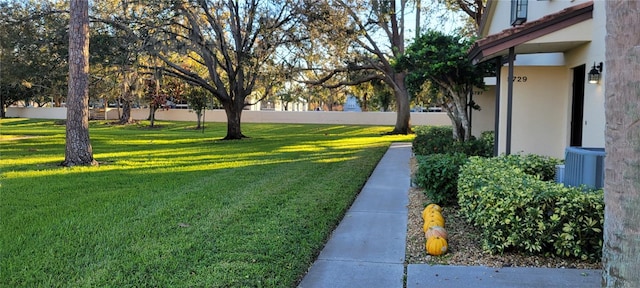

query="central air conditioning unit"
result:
[555,164,565,184]
[563,147,605,189]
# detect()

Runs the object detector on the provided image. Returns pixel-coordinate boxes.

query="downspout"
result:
[506,47,515,155]
[494,56,502,156]
[468,85,473,139]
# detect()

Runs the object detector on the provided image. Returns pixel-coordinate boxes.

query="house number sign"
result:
[512,76,528,82]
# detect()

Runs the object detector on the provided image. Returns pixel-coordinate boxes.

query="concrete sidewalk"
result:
[298,143,602,288]
[298,142,411,287]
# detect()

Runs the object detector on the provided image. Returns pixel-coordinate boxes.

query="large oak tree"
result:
[297,0,413,134]
[142,0,301,139]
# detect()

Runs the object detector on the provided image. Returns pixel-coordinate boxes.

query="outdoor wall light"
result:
[588,62,603,84]
[511,0,529,26]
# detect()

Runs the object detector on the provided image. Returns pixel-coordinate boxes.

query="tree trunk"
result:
[441,84,472,141]
[196,110,202,129]
[115,98,121,120]
[1,90,6,118]
[119,68,138,124]
[388,2,411,135]
[390,72,412,134]
[62,0,97,167]
[445,105,465,141]
[119,99,133,124]
[222,100,245,140]
[602,1,640,287]
[456,90,472,141]
[149,105,156,127]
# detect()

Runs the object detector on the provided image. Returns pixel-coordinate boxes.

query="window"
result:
[511,0,528,26]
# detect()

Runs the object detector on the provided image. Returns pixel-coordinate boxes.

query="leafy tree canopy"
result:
[396,30,487,97]
[395,29,492,140]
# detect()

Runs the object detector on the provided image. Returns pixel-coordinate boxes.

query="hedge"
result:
[412,126,494,157]
[457,156,604,261]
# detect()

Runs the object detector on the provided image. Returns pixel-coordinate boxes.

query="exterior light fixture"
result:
[588,62,603,84]
[511,0,529,26]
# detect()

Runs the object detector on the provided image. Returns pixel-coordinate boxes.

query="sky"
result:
[405,0,469,42]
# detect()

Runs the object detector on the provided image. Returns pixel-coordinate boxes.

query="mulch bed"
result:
[406,158,602,269]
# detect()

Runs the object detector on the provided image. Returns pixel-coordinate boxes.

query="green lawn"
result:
[0,118,413,287]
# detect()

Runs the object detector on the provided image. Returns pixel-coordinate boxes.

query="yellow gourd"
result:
[426,236,448,256]
[421,204,442,219]
[423,219,444,231]
[423,211,445,226]
[425,203,442,212]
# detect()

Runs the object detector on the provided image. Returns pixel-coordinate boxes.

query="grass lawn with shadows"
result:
[0,118,413,287]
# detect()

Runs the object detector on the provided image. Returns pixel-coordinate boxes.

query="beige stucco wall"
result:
[564,43,606,148]
[471,86,496,137]
[562,1,606,148]
[498,66,570,158]
[527,0,593,23]
[484,0,607,158]
[6,107,451,127]
[4,107,68,119]
[529,20,592,44]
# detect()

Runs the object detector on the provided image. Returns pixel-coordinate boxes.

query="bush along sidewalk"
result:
[457,155,604,262]
[414,153,467,206]
[412,126,494,157]
[411,126,494,206]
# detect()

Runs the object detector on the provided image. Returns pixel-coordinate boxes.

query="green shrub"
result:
[412,126,456,155]
[413,153,467,206]
[452,134,494,158]
[412,127,494,206]
[458,156,603,261]
[477,130,495,156]
[497,153,562,181]
[412,126,494,157]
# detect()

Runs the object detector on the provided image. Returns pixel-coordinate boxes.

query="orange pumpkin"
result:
[423,219,444,231]
[424,225,448,240]
[426,236,448,256]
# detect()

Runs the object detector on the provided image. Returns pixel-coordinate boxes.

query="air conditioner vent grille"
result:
[563,147,605,189]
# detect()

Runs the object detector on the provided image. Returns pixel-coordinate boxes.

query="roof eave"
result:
[469,1,594,64]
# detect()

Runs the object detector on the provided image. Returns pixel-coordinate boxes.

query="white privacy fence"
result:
[6,107,452,127]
